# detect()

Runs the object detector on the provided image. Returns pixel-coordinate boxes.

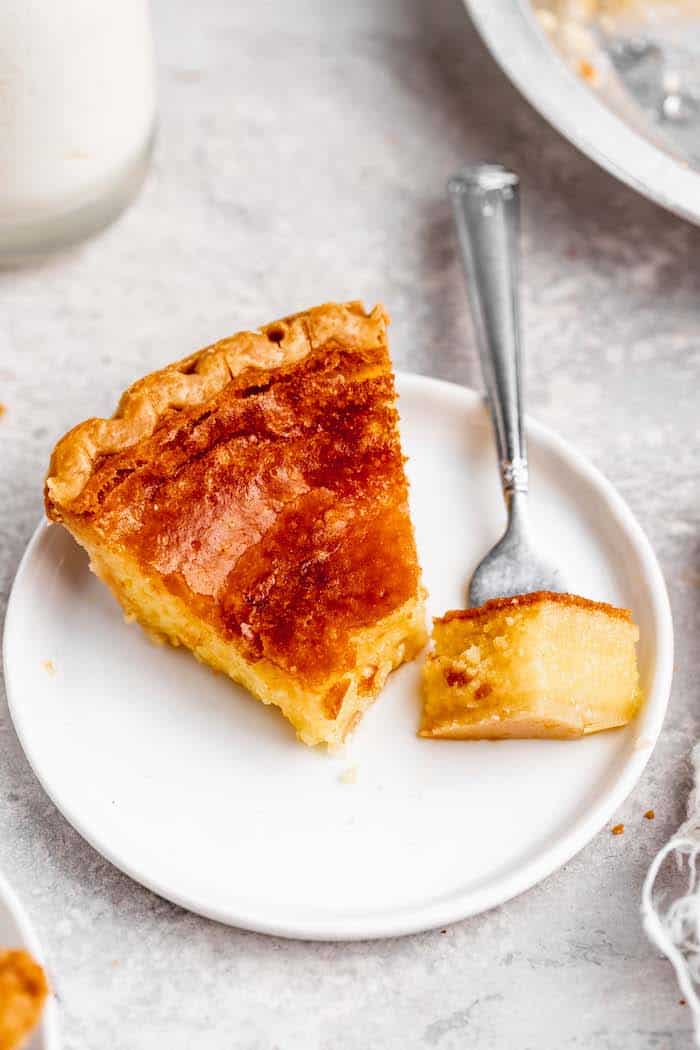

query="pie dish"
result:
[421,591,641,739]
[44,301,427,747]
[0,950,48,1050]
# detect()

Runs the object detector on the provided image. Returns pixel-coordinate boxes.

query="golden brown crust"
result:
[45,301,423,688]
[437,591,633,625]
[46,301,388,508]
[0,949,48,1050]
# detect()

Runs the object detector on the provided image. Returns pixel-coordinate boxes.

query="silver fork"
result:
[447,163,565,607]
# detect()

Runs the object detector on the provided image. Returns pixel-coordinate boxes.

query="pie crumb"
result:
[578,58,598,84]
[339,765,358,785]
[644,809,655,820]
[0,403,6,419]
[42,659,56,676]
[611,823,625,836]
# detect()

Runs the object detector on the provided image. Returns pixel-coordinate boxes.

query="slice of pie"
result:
[45,302,427,747]
[420,592,641,739]
[0,949,48,1050]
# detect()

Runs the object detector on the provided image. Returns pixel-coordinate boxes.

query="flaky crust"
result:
[438,591,633,625]
[46,301,388,508]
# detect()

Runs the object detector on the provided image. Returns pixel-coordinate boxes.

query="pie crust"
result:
[0,949,48,1050]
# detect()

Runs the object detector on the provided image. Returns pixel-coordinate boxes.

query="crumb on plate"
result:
[644,809,655,820]
[41,659,56,676]
[611,823,625,836]
[339,765,358,785]
[578,58,598,83]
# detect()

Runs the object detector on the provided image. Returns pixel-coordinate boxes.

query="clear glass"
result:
[0,0,157,263]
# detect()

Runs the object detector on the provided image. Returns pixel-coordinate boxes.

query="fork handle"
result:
[448,164,528,500]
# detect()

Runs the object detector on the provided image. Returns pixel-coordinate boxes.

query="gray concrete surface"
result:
[1,0,699,1046]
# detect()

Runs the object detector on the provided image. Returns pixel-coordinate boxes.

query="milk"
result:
[0,0,156,257]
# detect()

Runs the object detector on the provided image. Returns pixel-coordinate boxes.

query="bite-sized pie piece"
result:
[0,949,48,1050]
[45,302,427,747]
[420,592,640,740]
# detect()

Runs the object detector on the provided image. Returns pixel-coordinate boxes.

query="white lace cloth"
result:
[642,744,700,1045]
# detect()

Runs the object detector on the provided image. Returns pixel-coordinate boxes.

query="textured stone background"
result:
[1,0,699,1047]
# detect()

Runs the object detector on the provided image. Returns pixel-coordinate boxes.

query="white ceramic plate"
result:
[4,375,672,940]
[0,871,59,1049]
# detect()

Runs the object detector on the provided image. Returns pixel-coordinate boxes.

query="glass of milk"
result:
[0,0,156,262]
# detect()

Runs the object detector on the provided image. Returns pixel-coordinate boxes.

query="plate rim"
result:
[464,0,700,226]
[0,869,60,1049]
[3,374,674,941]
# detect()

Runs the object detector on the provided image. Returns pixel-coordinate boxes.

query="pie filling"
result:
[421,591,641,740]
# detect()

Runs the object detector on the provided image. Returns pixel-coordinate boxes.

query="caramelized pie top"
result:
[45,303,421,685]
[438,591,634,624]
